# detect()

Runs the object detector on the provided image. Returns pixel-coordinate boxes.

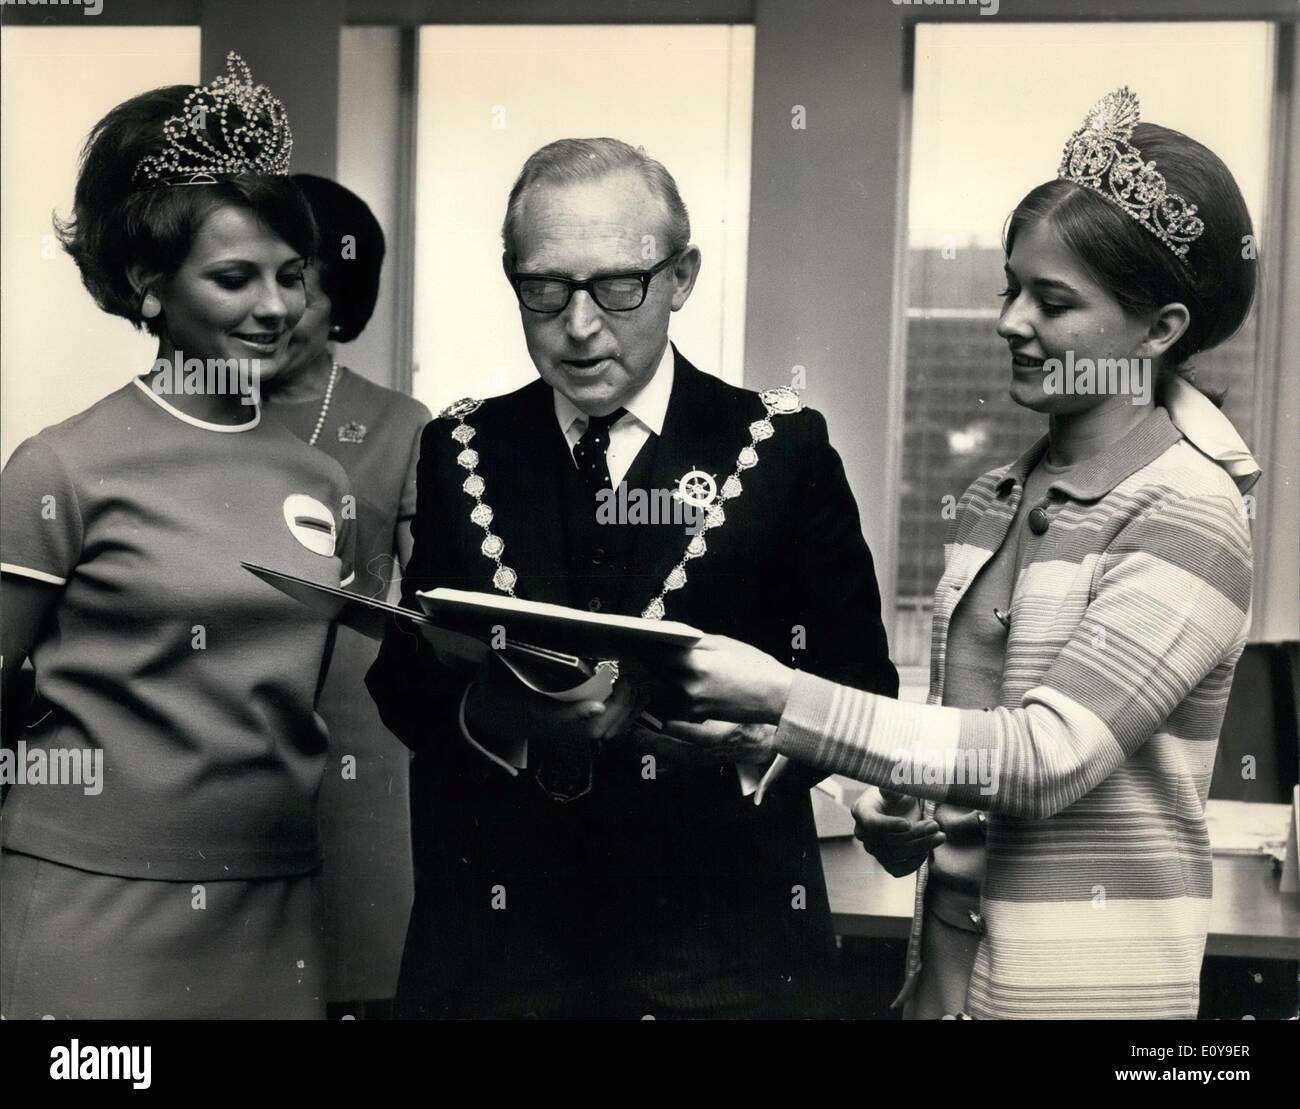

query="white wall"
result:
[411,24,753,414]
[908,22,1273,251]
[1,27,201,463]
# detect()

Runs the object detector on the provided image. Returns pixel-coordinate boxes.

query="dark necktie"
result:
[535,408,627,802]
[571,408,627,496]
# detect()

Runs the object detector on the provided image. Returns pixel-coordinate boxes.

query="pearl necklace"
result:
[308,360,340,446]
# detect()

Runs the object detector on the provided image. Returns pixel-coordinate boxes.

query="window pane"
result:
[413,24,753,413]
[895,21,1274,669]
[0,27,200,463]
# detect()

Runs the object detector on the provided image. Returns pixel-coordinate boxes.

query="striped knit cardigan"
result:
[774,407,1254,1018]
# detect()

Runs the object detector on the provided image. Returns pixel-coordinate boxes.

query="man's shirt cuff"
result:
[738,754,788,803]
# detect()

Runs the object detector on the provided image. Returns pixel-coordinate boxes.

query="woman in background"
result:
[264,174,430,1018]
[0,55,354,1018]
[652,89,1259,1019]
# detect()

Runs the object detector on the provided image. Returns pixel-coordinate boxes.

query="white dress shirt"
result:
[552,340,675,486]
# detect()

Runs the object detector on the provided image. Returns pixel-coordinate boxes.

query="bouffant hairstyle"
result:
[56,85,317,335]
[1005,123,1257,402]
[291,174,385,343]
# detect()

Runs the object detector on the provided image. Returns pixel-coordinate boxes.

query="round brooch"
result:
[337,421,367,444]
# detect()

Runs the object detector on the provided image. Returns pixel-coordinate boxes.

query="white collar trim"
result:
[133,377,261,432]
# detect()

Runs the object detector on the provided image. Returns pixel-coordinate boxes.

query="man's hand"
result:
[850,787,943,877]
[464,651,647,756]
[633,719,777,768]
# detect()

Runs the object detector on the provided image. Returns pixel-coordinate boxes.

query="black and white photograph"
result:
[0,0,1296,1084]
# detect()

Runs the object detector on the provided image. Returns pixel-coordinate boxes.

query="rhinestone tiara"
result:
[1057,87,1204,264]
[133,52,292,189]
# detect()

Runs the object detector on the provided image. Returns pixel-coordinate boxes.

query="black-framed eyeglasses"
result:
[509,251,681,314]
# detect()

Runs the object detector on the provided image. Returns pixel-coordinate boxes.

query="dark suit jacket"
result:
[367,349,897,1018]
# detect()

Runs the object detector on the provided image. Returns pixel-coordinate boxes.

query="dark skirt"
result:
[903,880,983,1020]
[0,850,326,1019]
[316,625,413,1003]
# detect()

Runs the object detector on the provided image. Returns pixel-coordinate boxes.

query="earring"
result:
[329,324,342,337]
[141,293,162,319]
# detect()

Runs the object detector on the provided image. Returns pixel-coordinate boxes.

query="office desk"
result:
[820,840,1300,961]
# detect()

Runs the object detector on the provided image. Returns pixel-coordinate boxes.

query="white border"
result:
[132,378,260,433]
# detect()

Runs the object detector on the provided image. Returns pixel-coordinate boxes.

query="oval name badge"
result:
[282,494,338,557]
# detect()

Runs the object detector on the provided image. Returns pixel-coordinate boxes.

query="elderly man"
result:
[367,138,897,1018]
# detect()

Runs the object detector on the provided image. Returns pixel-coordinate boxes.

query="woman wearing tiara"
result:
[0,55,354,1018]
[649,89,1259,1019]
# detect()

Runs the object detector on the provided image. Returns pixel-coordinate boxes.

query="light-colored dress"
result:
[1,380,354,1018]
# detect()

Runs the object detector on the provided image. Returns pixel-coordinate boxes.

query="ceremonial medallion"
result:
[446,387,805,615]
[440,397,484,420]
[674,469,718,509]
[759,386,803,415]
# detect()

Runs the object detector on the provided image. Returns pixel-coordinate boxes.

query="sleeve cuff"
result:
[774,670,970,803]
[1,562,66,586]
[773,669,843,771]
[459,683,528,775]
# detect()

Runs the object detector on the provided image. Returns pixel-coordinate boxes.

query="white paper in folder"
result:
[243,563,642,710]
